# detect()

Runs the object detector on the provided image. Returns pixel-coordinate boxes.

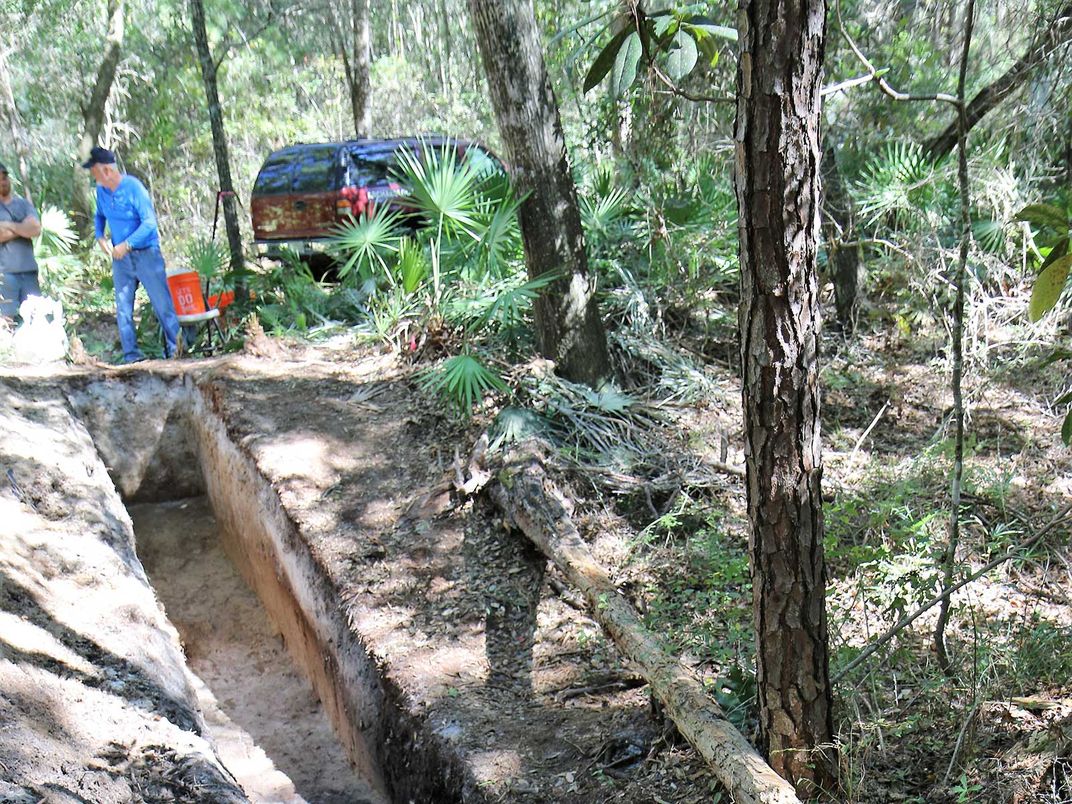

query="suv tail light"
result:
[337,186,369,219]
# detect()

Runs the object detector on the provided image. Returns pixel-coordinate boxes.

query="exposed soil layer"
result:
[0,379,247,803]
[131,496,384,804]
[0,348,721,803]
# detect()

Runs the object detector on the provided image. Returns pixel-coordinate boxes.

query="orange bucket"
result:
[207,290,235,310]
[167,271,206,316]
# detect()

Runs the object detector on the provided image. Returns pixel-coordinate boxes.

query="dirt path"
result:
[131,497,385,804]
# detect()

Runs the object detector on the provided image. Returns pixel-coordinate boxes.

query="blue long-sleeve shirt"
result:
[94,175,160,250]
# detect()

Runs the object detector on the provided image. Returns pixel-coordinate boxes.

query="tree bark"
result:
[0,47,34,204]
[72,0,125,234]
[330,0,372,138]
[924,2,1072,160]
[467,0,612,388]
[821,141,859,333]
[490,452,802,804]
[734,0,836,793]
[189,0,245,281]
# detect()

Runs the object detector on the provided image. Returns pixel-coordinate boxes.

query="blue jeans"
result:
[0,270,41,318]
[113,246,181,362]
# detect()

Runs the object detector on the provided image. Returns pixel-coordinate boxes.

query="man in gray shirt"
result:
[0,162,42,319]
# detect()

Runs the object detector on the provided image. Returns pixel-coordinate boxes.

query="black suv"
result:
[250,135,503,260]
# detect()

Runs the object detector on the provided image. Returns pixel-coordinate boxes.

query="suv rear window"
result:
[293,146,341,192]
[252,156,294,195]
[254,145,342,195]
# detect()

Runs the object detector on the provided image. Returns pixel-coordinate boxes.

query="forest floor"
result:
[1,308,1070,803]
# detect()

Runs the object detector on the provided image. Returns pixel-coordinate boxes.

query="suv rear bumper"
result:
[254,238,334,260]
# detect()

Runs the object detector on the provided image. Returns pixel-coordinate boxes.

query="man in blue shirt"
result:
[84,146,181,363]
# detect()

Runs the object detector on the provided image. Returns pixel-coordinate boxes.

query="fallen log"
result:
[488,450,802,804]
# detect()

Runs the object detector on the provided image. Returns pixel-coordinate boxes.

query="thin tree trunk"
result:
[437,0,453,94]
[924,2,1071,160]
[340,0,372,138]
[821,141,859,333]
[189,0,245,283]
[0,47,34,204]
[468,0,612,387]
[734,0,836,792]
[933,0,977,677]
[72,0,125,234]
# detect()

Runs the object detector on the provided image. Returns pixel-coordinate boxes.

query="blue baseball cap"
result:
[82,146,116,168]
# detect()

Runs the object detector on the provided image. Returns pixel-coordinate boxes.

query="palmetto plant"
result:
[420,351,509,415]
[185,239,227,279]
[328,206,405,283]
[854,141,950,230]
[34,206,81,307]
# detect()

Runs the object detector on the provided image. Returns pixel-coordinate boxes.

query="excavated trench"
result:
[65,373,434,804]
[130,496,384,803]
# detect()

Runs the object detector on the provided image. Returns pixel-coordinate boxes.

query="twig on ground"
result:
[849,399,890,464]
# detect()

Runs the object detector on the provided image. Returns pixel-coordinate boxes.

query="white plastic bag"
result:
[13,295,68,364]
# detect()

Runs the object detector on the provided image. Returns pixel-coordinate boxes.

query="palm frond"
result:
[396,237,429,294]
[445,272,557,333]
[420,352,509,415]
[186,239,227,279]
[395,142,481,240]
[328,205,405,282]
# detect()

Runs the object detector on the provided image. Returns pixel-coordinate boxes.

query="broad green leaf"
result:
[1054,389,1072,406]
[682,20,738,42]
[1028,253,1072,322]
[1040,237,1069,270]
[584,26,632,93]
[1039,347,1072,368]
[1063,409,1072,446]
[1015,203,1070,232]
[610,31,643,97]
[666,30,699,80]
[652,11,677,39]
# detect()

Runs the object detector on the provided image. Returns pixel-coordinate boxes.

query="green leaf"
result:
[665,30,699,80]
[584,26,632,93]
[651,11,677,39]
[1028,253,1072,322]
[1039,347,1072,368]
[1063,409,1072,446]
[610,31,643,97]
[682,20,738,42]
[1054,389,1072,406]
[1040,238,1069,270]
[1015,203,1070,232]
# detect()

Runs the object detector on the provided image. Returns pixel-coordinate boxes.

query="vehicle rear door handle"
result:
[293,200,306,210]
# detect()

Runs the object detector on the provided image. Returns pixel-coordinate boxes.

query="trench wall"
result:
[69,371,475,804]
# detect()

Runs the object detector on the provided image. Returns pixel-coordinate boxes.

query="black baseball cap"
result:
[82,146,117,168]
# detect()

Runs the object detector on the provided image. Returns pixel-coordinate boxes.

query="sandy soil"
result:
[131,496,384,804]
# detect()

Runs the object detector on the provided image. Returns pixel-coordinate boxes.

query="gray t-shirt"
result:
[0,196,39,274]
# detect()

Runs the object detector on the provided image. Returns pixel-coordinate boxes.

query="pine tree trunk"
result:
[734,0,836,794]
[189,0,245,283]
[467,0,612,387]
[72,0,125,234]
